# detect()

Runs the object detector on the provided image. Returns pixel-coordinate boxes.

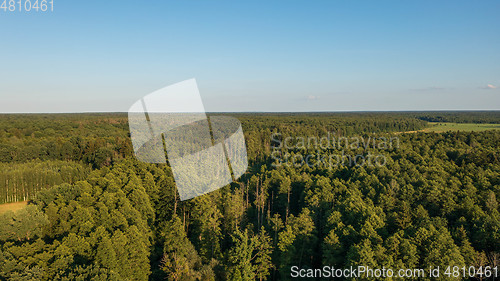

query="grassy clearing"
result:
[0,201,28,215]
[422,122,500,132]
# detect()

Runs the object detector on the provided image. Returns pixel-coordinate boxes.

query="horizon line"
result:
[0,109,500,114]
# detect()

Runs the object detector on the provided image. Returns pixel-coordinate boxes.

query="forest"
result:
[0,111,499,280]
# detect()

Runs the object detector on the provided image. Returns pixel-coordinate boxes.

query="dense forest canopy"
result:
[0,111,499,280]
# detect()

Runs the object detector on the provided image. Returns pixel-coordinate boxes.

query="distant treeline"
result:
[0,114,132,167]
[412,111,500,124]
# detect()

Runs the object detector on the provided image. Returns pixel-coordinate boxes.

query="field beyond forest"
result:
[0,111,499,281]
[423,122,500,132]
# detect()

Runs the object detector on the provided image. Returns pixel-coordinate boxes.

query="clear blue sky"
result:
[0,0,499,112]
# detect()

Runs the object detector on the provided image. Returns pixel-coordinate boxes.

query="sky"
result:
[0,0,499,112]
